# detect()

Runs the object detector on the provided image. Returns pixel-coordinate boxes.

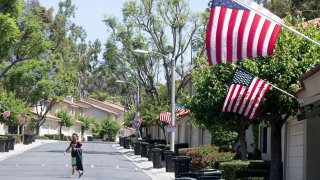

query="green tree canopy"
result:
[189,18,320,179]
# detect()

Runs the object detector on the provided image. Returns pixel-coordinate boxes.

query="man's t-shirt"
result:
[70,140,82,157]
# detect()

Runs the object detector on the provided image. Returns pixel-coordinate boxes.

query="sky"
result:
[38,0,208,48]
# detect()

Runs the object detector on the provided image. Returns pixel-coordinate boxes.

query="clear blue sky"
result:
[39,0,208,45]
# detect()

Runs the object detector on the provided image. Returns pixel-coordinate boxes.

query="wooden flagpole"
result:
[230,64,299,100]
[232,0,320,46]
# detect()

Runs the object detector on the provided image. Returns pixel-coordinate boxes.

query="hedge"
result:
[219,160,271,180]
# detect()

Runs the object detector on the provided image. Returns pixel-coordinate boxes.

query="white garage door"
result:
[286,120,304,180]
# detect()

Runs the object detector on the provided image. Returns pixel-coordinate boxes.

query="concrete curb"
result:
[0,140,58,162]
[112,144,175,180]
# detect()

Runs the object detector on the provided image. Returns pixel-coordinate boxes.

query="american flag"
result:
[206,0,283,65]
[222,68,271,119]
[158,112,171,124]
[132,116,142,130]
[175,105,190,117]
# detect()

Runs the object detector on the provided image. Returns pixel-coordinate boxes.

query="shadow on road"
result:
[34,150,122,155]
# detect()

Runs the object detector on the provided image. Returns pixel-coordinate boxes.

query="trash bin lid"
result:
[151,148,162,152]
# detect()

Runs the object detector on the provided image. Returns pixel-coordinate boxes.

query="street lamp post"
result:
[134,49,175,152]
[116,80,140,138]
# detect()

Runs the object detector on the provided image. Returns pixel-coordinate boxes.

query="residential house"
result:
[256,64,320,180]
[78,98,134,137]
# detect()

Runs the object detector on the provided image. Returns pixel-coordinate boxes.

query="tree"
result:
[102,0,205,105]
[264,0,320,21]
[0,0,52,78]
[76,113,95,139]
[55,109,74,140]
[3,58,70,135]
[99,116,121,141]
[189,19,320,179]
[188,61,248,157]
[0,91,28,126]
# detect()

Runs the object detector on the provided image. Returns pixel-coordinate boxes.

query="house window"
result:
[260,126,268,153]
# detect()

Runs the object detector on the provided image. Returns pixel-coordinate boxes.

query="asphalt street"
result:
[0,142,151,180]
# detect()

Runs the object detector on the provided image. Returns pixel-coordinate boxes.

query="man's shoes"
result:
[79,171,84,178]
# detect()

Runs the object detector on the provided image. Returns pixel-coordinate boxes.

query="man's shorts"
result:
[72,157,76,165]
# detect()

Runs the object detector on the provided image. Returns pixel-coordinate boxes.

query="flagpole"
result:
[232,0,320,47]
[230,64,298,100]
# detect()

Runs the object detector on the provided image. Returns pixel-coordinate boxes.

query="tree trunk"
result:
[35,125,40,136]
[270,119,283,180]
[239,122,248,160]
[59,125,63,141]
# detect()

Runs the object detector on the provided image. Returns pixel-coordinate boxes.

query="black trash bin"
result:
[152,148,162,168]
[172,156,192,178]
[155,144,166,160]
[0,138,6,152]
[60,134,64,141]
[31,134,35,142]
[196,169,223,180]
[140,142,149,158]
[119,136,124,147]
[7,136,15,150]
[147,144,155,161]
[134,141,141,155]
[87,136,94,141]
[164,150,175,172]
[23,134,30,145]
[4,138,10,152]
[124,137,131,149]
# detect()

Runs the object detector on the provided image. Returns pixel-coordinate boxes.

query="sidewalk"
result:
[0,139,58,161]
[113,144,175,180]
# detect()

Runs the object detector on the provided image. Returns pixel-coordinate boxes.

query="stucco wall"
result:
[0,124,6,135]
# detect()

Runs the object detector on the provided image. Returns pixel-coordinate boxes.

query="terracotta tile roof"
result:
[86,98,124,111]
[29,110,83,124]
[76,100,120,115]
[296,63,320,94]
[61,100,88,108]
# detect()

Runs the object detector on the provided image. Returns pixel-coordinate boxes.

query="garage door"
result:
[286,120,304,180]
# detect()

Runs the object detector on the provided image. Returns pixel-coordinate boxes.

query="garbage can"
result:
[140,142,149,158]
[196,169,223,179]
[31,134,35,142]
[147,144,155,161]
[60,134,64,141]
[7,136,15,150]
[154,144,166,160]
[23,134,30,145]
[0,138,6,152]
[152,148,162,168]
[134,141,141,155]
[119,136,124,147]
[4,138,10,152]
[164,150,175,172]
[172,156,192,178]
[124,137,131,149]
[87,136,94,141]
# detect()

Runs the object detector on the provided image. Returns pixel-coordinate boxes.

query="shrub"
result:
[6,134,23,143]
[63,135,72,141]
[220,161,250,180]
[178,148,195,156]
[35,136,49,140]
[52,134,60,140]
[186,145,235,171]
[235,169,269,179]
[219,160,271,180]
[44,134,54,139]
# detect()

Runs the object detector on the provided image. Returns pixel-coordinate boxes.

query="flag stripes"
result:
[206,0,283,65]
[159,112,171,124]
[222,68,271,119]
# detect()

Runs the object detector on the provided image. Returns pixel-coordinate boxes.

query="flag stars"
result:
[232,69,254,86]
